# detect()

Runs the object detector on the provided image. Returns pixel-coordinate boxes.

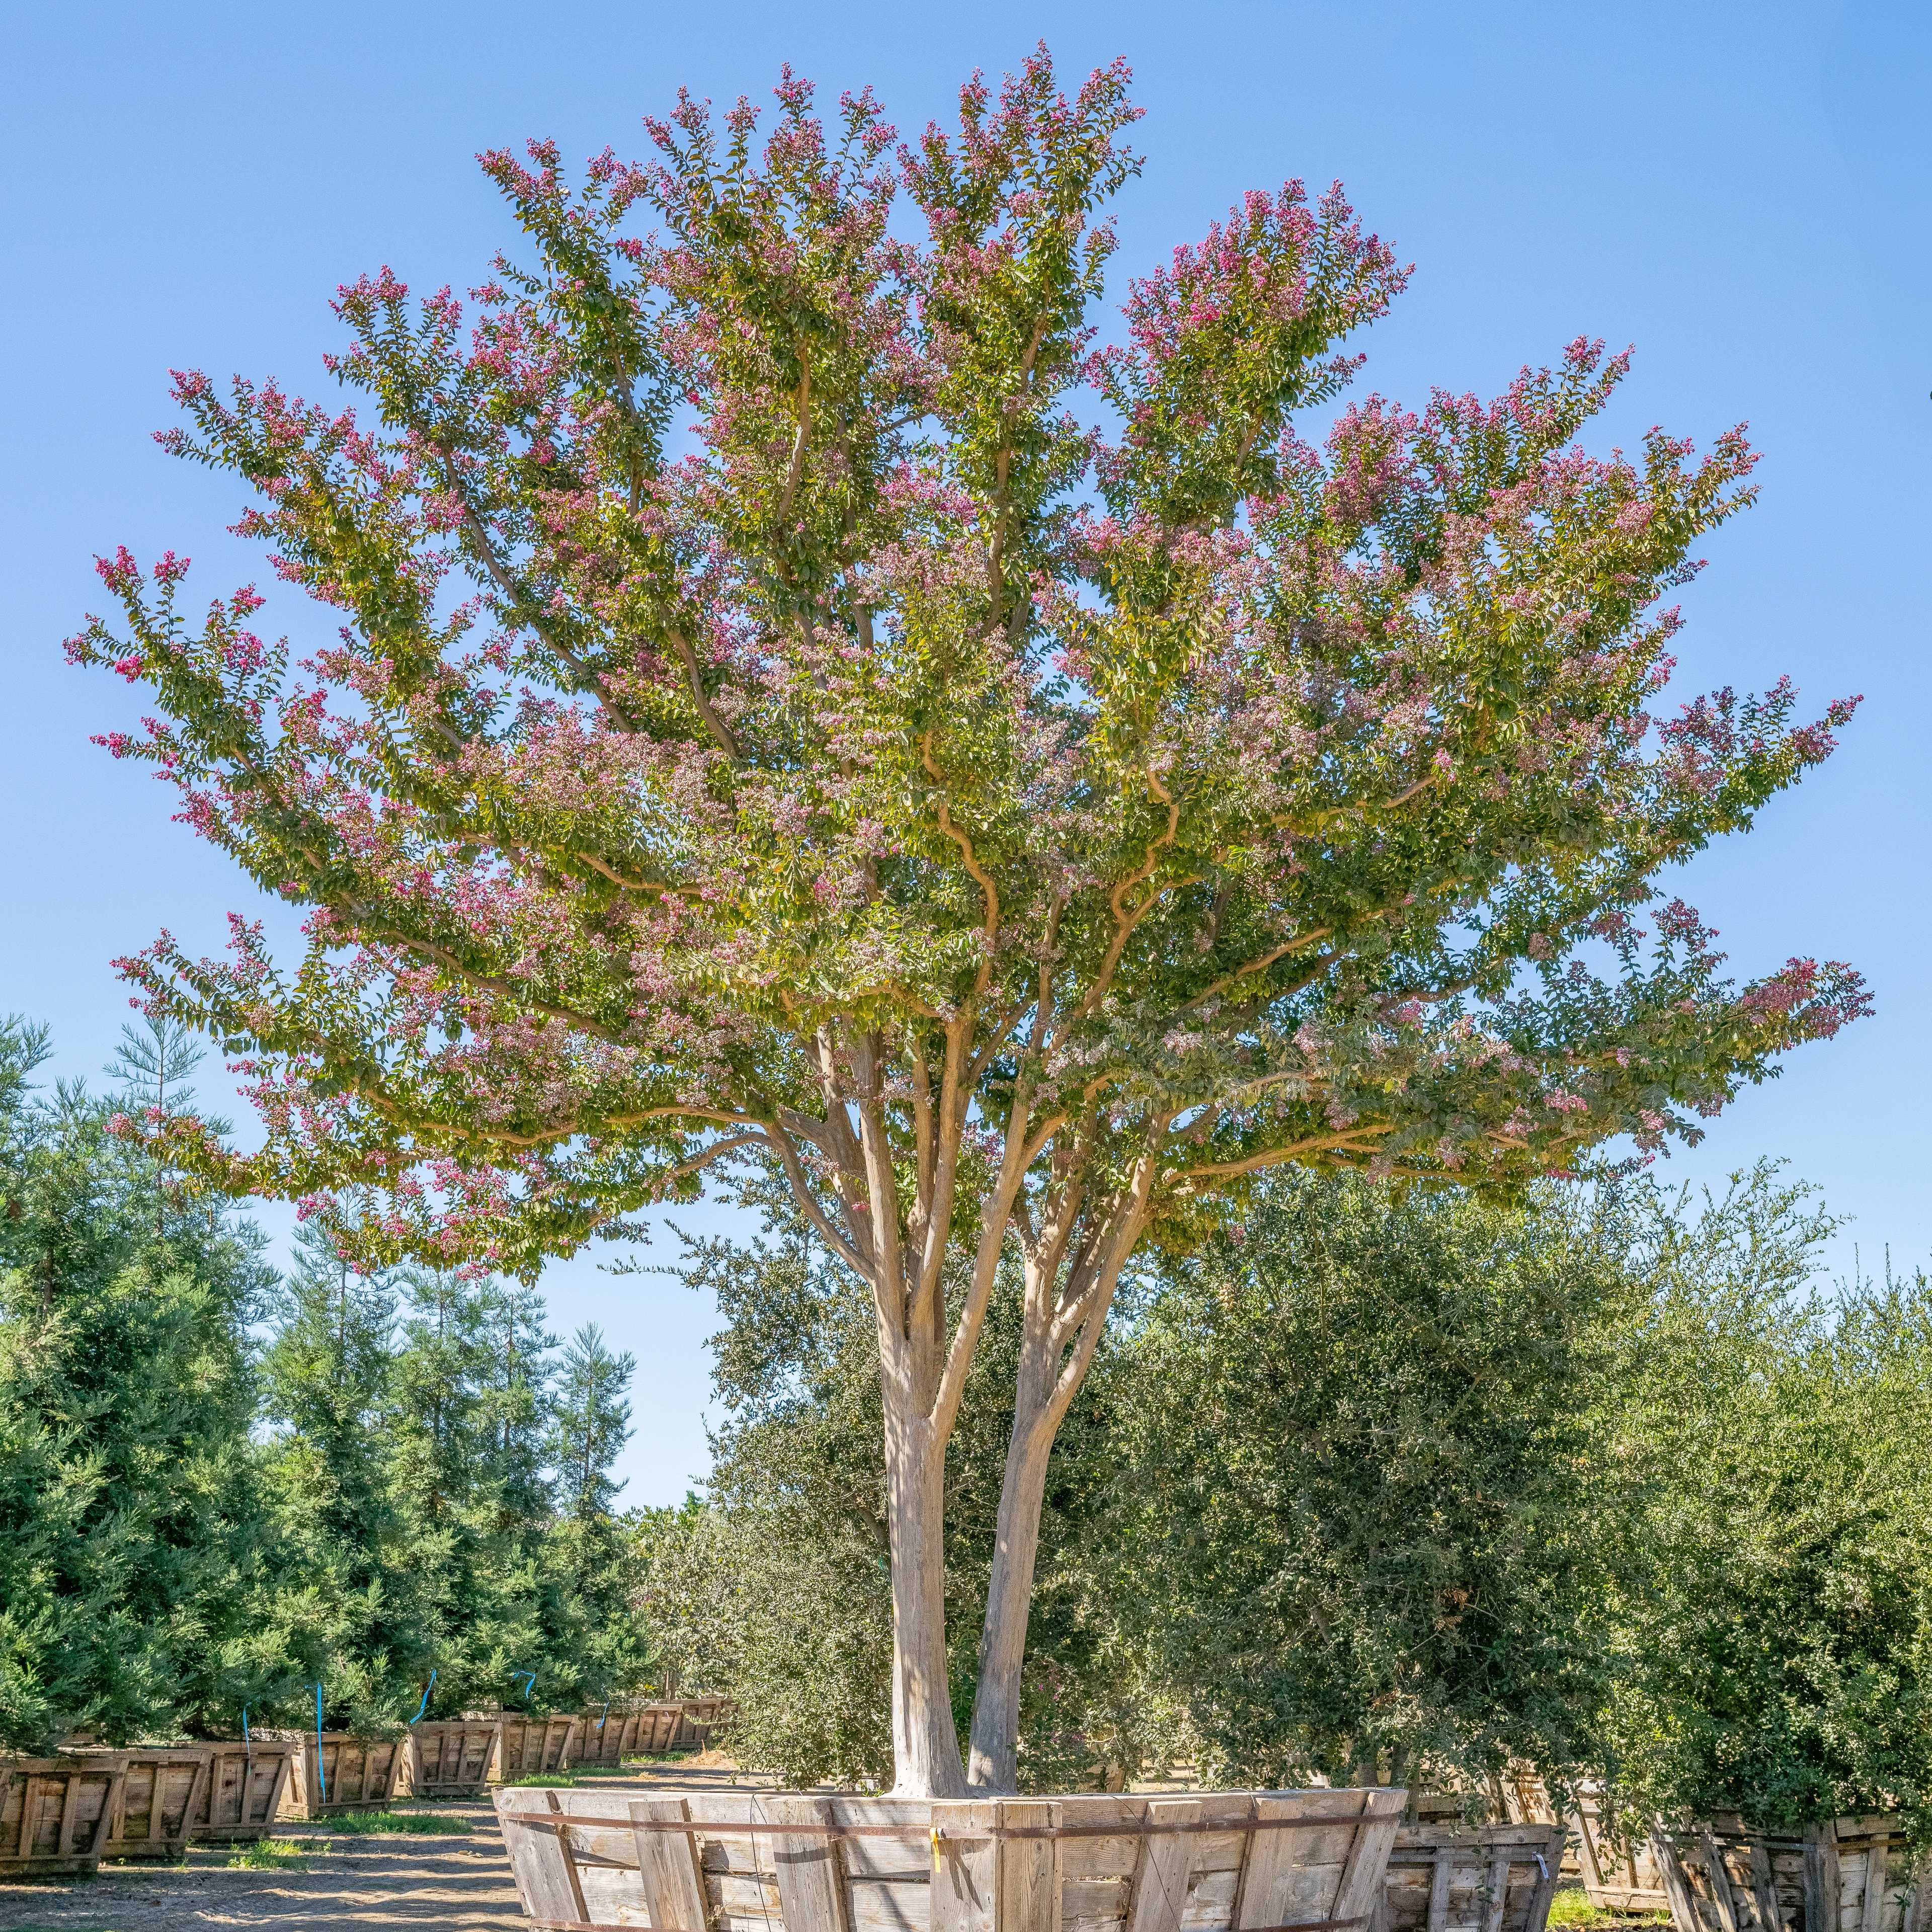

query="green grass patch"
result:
[1547,1891,1611,1930]
[228,1836,310,1870]
[506,1770,589,1787]
[312,1808,473,1835]
[1546,1887,1670,1931]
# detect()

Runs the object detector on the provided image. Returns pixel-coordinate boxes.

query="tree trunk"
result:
[883,1400,968,1796]
[964,1355,1056,1793]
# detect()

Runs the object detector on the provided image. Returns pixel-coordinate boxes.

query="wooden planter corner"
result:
[402,1718,502,1801]
[1654,1814,1932,1932]
[673,1695,734,1751]
[1380,1823,1567,1932]
[0,1756,126,1876]
[60,1744,213,1861]
[498,1784,1406,1932]
[268,1730,405,1820]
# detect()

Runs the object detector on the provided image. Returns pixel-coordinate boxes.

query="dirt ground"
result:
[0,1759,750,1932]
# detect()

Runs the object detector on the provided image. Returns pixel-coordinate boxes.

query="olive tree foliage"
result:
[1116,1167,1642,1797]
[69,48,1864,1789]
[1599,1171,1932,1838]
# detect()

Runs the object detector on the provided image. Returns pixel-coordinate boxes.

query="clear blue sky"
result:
[3,0,1926,1503]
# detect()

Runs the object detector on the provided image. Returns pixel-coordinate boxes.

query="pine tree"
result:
[0,1013,293,1748]
[106,1011,211,1240]
[258,1210,424,1726]
[475,1276,554,1533]
[544,1325,645,1698]
[383,1264,547,1714]
[550,1326,633,1546]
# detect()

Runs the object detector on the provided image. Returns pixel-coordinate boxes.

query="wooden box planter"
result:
[1653,1815,1932,1932]
[270,1731,405,1819]
[403,1719,502,1801]
[672,1695,734,1751]
[1380,1824,1567,1932]
[186,1738,297,1844]
[573,1708,629,1770]
[496,1712,583,1780]
[627,1702,685,1755]
[497,1783,1406,1932]
[61,1744,213,1861]
[0,1756,126,1876]
[1486,1773,1663,1911]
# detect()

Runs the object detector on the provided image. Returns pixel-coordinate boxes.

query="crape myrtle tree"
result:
[68,50,1867,1793]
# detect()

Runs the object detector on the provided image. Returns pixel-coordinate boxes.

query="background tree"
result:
[70,50,1866,1792]
[1116,1167,1635,1796]
[0,1014,297,1749]
[384,1263,547,1715]
[545,1324,651,1698]
[258,1211,428,1725]
[1598,1172,1932,1837]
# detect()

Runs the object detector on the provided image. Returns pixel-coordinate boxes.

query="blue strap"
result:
[412,1669,438,1725]
[315,1682,327,1801]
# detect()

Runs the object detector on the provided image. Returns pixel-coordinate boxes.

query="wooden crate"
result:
[1380,1823,1567,1932]
[628,1702,684,1755]
[403,1719,502,1800]
[1489,1772,1661,1910]
[573,1707,629,1769]
[62,1744,213,1860]
[496,1712,582,1780]
[673,1695,735,1750]
[0,1756,126,1876]
[497,1783,1407,1932]
[1655,1815,1932,1932]
[187,1738,297,1844]
[270,1730,405,1819]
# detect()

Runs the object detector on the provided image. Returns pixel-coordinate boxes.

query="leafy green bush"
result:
[1600,1172,1932,1833]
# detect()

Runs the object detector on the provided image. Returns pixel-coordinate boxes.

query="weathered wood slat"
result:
[933,1799,1004,1932]
[405,1718,502,1799]
[1002,1800,1063,1932]
[634,1795,713,1932]
[1656,1816,1930,1932]
[266,1729,405,1819]
[1380,1824,1565,1932]
[190,1740,295,1843]
[510,1788,593,1926]
[67,1745,212,1860]
[768,1793,856,1932]
[1126,1799,1201,1932]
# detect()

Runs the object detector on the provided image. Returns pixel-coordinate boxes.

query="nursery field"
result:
[0,1760,742,1932]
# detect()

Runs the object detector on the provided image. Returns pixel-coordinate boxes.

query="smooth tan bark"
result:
[884,1402,969,1796]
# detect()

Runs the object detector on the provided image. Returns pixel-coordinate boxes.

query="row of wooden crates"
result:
[0,1695,735,1878]
[1490,1774,1932,1932]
